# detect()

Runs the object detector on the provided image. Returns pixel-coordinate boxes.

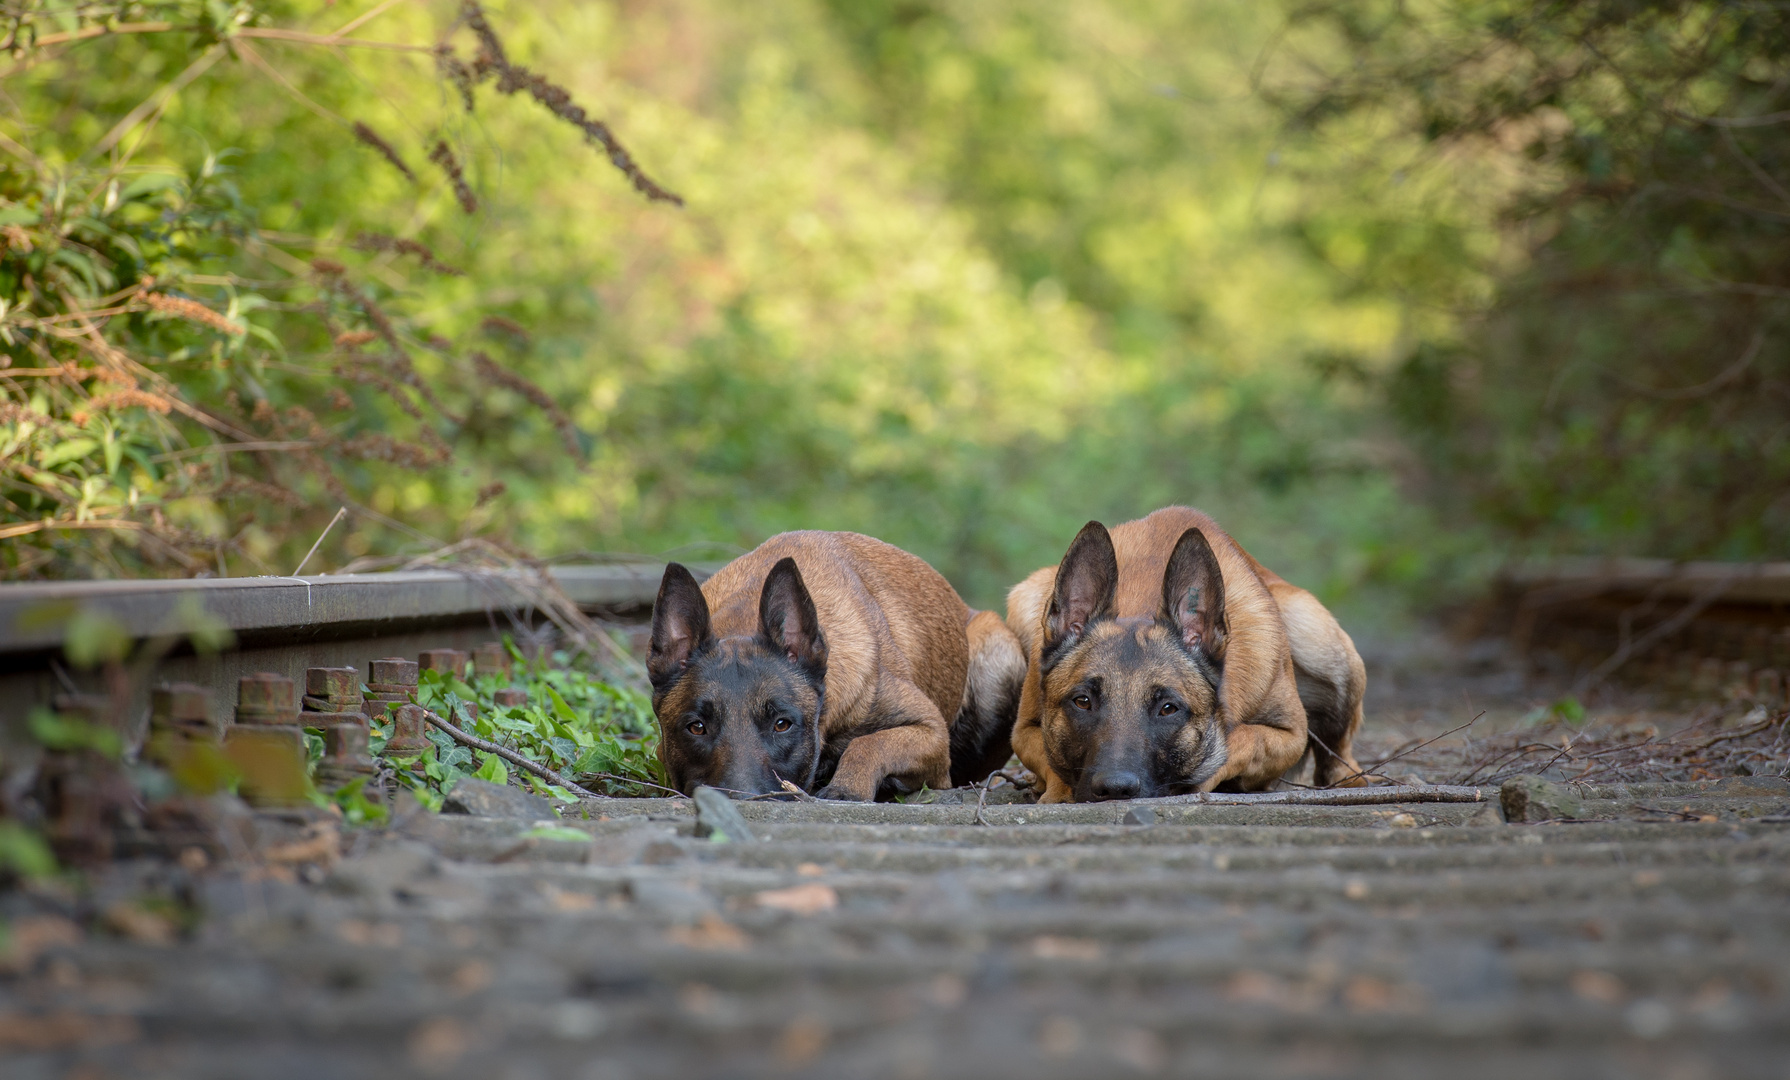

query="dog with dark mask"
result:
[1006,507,1367,803]
[647,532,1025,800]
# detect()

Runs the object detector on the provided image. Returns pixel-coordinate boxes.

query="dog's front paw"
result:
[814,782,870,802]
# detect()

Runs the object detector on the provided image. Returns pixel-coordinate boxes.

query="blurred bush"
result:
[1268,0,1790,563]
[7,0,1560,616]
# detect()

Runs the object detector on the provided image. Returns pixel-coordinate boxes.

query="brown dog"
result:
[1006,507,1366,802]
[647,531,1025,800]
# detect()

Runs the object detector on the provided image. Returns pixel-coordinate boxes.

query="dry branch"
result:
[419,706,599,799]
[1141,785,1488,807]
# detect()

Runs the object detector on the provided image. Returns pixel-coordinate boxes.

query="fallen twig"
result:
[1139,785,1487,807]
[975,769,1031,826]
[418,706,600,798]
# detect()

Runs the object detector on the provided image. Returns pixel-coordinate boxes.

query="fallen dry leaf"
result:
[336,919,403,948]
[262,823,341,867]
[665,912,749,951]
[1029,935,1103,961]
[777,1015,827,1064]
[0,1011,139,1050]
[0,915,81,973]
[408,1016,468,1070]
[102,904,176,945]
[543,885,598,912]
[755,882,838,915]
[1570,969,1626,1004]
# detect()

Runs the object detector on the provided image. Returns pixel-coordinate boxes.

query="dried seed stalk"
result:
[139,292,243,336]
[460,0,683,206]
[428,140,479,214]
[351,121,417,182]
[471,350,581,457]
[352,232,464,276]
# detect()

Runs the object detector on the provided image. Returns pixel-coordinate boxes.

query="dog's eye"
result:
[1072,694,1093,711]
[686,720,706,736]
[1158,701,1179,717]
[773,717,793,733]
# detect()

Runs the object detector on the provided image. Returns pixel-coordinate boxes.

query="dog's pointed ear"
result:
[759,557,827,683]
[1043,521,1118,664]
[648,563,713,690]
[1159,527,1227,667]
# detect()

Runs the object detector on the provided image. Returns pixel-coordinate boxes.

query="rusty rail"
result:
[0,563,689,733]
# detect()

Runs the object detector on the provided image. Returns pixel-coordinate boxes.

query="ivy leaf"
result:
[473,751,508,785]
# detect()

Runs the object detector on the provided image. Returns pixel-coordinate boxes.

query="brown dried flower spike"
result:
[352,121,417,182]
[140,293,244,336]
[428,141,479,215]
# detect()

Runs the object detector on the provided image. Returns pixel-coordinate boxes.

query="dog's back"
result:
[699,532,1025,792]
[702,531,971,736]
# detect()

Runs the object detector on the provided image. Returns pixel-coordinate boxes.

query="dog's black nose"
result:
[1090,770,1143,800]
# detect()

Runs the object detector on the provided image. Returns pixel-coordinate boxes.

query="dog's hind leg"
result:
[1270,582,1369,787]
[948,610,1026,787]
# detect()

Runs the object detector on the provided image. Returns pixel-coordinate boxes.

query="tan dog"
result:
[648,531,1025,800]
[1006,507,1366,802]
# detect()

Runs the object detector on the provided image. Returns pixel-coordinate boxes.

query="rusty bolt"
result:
[306,666,360,700]
[369,657,419,687]
[325,722,370,760]
[474,641,508,676]
[237,672,295,713]
[384,703,432,754]
[151,683,210,725]
[493,688,528,708]
[418,648,469,675]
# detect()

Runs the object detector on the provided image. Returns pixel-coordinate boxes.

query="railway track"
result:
[2,779,1786,1078]
[2,566,1787,1078]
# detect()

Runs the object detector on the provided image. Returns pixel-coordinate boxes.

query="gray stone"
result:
[692,786,757,843]
[442,777,558,820]
[1463,803,1507,827]
[1122,806,1157,826]
[1500,775,1585,822]
[325,839,435,901]
[1714,775,1790,797]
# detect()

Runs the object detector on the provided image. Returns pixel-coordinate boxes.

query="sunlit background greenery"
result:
[4,0,1785,622]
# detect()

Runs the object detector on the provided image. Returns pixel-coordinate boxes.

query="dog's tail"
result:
[950,609,1027,787]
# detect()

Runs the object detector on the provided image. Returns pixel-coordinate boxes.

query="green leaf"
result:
[119,173,183,202]
[546,686,579,724]
[521,825,591,842]
[0,822,56,878]
[329,776,389,825]
[39,438,98,469]
[473,752,508,785]
[548,736,580,763]
[29,707,122,757]
[62,608,131,667]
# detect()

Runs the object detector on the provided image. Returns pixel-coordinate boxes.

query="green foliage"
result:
[323,775,387,826]
[1270,0,1790,561]
[2,0,1443,617]
[2,0,676,579]
[0,820,56,878]
[368,653,663,808]
[27,706,123,756]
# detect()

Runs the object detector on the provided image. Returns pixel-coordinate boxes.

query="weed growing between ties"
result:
[341,645,665,821]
